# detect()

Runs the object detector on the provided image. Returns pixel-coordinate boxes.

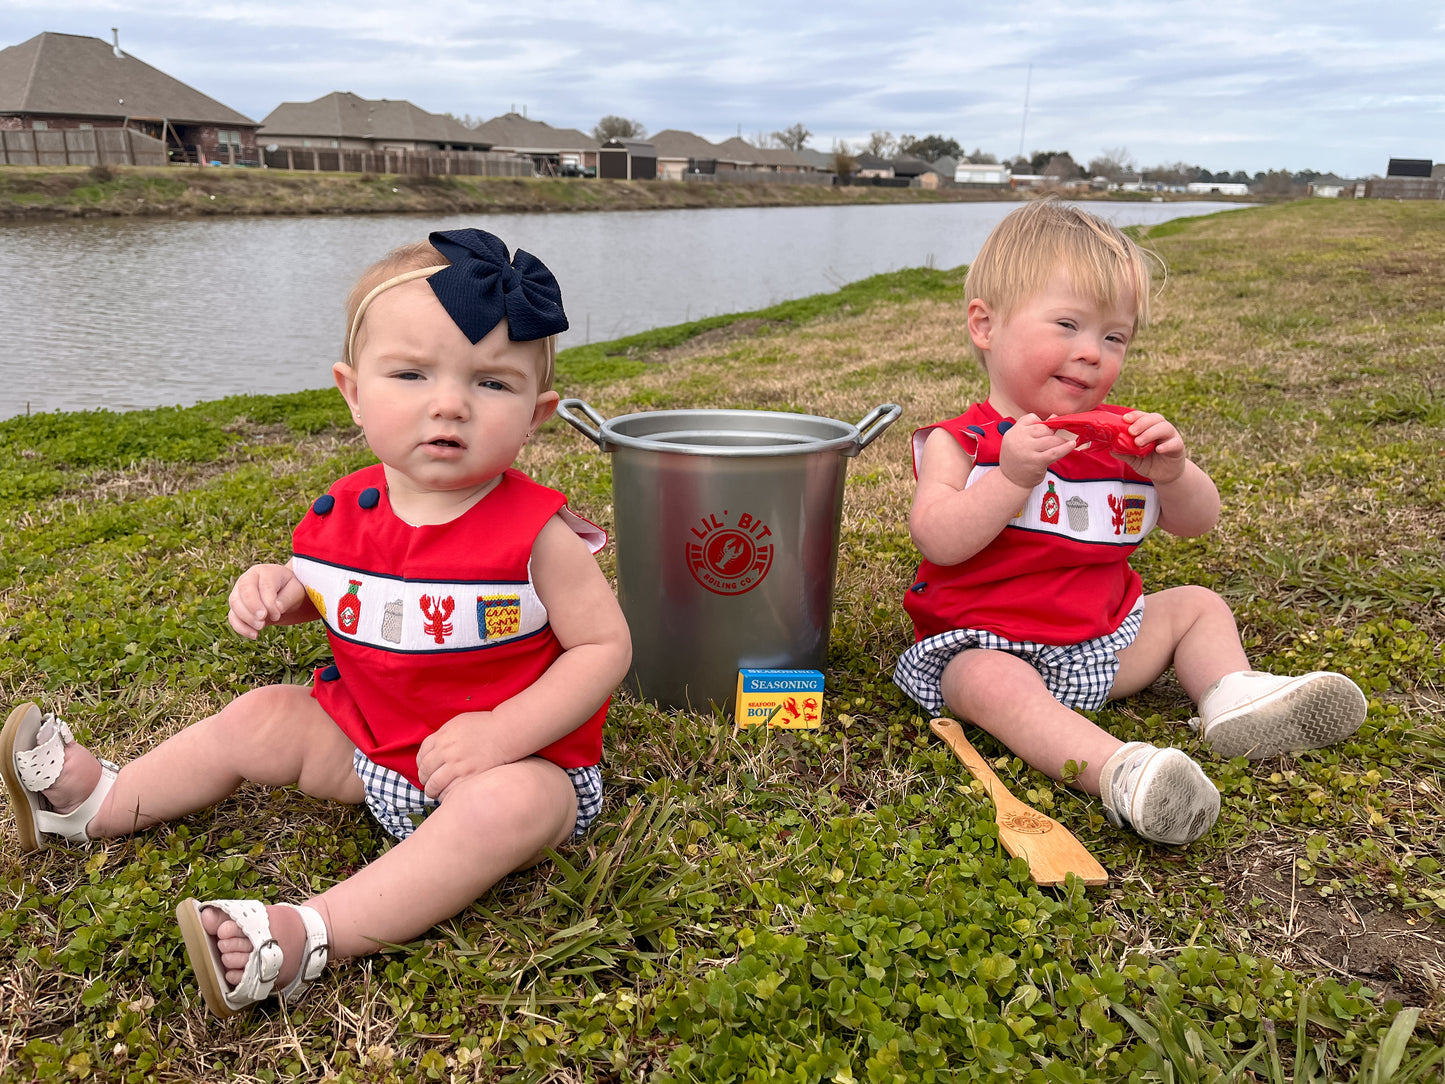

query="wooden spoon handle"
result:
[930,719,1022,810]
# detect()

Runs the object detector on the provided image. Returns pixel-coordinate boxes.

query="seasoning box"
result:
[735,669,824,729]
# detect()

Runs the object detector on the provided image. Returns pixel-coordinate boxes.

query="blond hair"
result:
[963,199,1155,365]
[342,240,557,390]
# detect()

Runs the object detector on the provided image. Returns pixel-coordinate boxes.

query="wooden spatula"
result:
[930,718,1108,887]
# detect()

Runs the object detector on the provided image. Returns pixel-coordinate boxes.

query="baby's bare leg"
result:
[940,648,1122,794]
[205,757,578,986]
[313,758,577,958]
[1109,586,1249,703]
[85,684,362,838]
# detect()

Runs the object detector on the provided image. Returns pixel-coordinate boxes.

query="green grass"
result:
[1,198,1443,1082]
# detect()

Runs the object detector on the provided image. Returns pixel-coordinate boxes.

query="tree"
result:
[1042,152,1083,180]
[1143,160,1197,186]
[831,139,857,177]
[900,134,963,162]
[1254,169,1298,195]
[862,130,896,157]
[772,123,812,152]
[593,115,646,142]
[966,148,998,165]
[1028,149,1069,174]
[1086,146,1135,180]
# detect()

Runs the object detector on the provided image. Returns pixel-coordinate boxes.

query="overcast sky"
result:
[7,1,1441,178]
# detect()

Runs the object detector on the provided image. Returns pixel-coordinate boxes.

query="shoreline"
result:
[0,164,1259,221]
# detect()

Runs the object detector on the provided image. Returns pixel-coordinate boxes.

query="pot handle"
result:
[555,398,607,446]
[851,403,903,455]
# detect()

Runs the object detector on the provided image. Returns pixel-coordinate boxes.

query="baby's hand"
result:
[1117,411,1187,482]
[999,414,1076,489]
[416,713,507,799]
[227,563,307,639]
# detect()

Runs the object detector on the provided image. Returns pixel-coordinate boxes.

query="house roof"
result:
[854,153,892,171]
[711,137,808,169]
[890,155,937,177]
[0,31,254,125]
[601,138,656,156]
[258,92,488,147]
[470,112,598,153]
[794,147,835,170]
[649,128,722,160]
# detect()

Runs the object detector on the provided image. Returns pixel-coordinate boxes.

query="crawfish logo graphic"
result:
[1107,494,1127,536]
[419,594,455,644]
[715,539,746,572]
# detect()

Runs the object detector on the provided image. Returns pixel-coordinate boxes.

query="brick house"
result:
[0,30,258,164]
[257,92,494,154]
[469,112,599,176]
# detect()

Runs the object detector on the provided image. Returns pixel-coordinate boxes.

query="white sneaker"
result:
[1196,671,1366,760]
[1099,742,1219,846]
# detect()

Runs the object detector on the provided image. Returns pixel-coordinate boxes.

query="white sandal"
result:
[1,702,117,853]
[176,898,330,1018]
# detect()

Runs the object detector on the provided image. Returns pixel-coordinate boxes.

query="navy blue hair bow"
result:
[426,228,569,342]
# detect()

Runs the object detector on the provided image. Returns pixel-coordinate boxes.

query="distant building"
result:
[1386,158,1432,178]
[469,112,599,176]
[650,128,726,179]
[890,155,942,187]
[930,155,960,180]
[598,138,656,180]
[0,30,257,164]
[955,162,1011,185]
[1185,181,1251,196]
[257,92,492,153]
[1307,174,1349,198]
[1367,158,1443,200]
[711,137,809,173]
[854,153,894,178]
[794,147,837,172]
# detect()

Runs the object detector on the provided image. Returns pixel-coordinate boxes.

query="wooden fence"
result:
[685,169,835,186]
[1365,177,1445,200]
[1,127,167,167]
[261,146,533,178]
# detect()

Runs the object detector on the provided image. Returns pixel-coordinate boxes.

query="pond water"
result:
[0,200,1243,418]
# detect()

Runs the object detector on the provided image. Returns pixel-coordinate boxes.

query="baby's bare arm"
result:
[910,420,1075,566]
[227,560,319,639]
[415,516,632,798]
[1119,411,1221,537]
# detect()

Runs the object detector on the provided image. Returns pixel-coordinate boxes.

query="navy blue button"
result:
[997,420,1014,435]
[320,664,341,682]
[312,494,335,516]
[358,487,381,509]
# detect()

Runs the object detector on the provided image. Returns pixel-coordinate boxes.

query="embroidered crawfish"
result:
[419,594,455,644]
[1107,493,1127,536]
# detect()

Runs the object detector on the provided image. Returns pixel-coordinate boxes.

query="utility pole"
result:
[1017,63,1032,162]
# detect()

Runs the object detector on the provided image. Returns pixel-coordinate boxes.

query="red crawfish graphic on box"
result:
[419,594,455,644]
[774,695,822,726]
[685,509,774,596]
[336,579,363,635]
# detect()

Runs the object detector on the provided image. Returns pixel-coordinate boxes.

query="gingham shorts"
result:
[893,597,1146,714]
[352,748,604,843]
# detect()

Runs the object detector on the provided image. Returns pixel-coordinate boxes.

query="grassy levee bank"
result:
[0,199,1442,1082]
[0,164,1037,220]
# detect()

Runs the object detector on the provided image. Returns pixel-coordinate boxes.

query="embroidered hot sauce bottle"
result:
[337,579,362,634]
[1040,481,1060,525]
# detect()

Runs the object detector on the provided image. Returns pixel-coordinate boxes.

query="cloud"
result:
[5,0,1441,176]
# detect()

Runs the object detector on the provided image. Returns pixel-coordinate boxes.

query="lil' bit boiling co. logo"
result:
[686,508,774,595]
